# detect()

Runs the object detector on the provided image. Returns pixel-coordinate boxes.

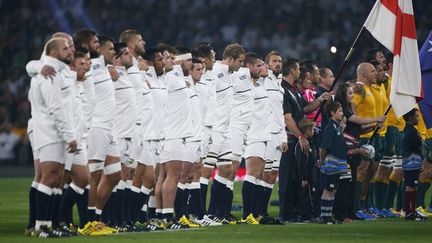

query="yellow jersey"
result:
[385,76,405,131]
[353,83,376,138]
[416,104,427,139]
[370,83,388,136]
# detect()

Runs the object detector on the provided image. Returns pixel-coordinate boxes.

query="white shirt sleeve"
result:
[26,60,43,78]
[81,77,96,129]
[40,75,75,143]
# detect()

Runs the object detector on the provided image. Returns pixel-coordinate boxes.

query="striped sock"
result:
[320,196,334,218]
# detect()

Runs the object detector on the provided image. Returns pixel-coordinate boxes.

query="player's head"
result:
[193,42,216,71]
[369,60,386,84]
[176,46,193,76]
[265,50,282,76]
[119,29,145,56]
[143,47,164,76]
[74,28,99,58]
[73,48,90,81]
[191,58,204,83]
[282,58,300,80]
[298,118,315,138]
[403,108,420,126]
[244,52,263,80]
[324,100,343,122]
[319,68,335,90]
[365,48,386,68]
[300,59,320,86]
[157,43,177,72]
[114,42,133,69]
[98,36,115,65]
[52,32,75,63]
[222,43,246,72]
[297,67,312,91]
[356,62,376,85]
[45,37,71,64]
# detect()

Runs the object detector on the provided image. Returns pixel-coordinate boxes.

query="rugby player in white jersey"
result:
[223,54,256,224]
[192,43,217,213]
[73,29,120,234]
[186,58,222,226]
[261,51,287,224]
[169,47,200,228]
[206,44,245,222]
[241,54,273,224]
[110,42,138,231]
[157,44,194,229]
[28,37,77,237]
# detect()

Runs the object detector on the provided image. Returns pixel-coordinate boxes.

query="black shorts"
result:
[403,169,420,187]
[321,173,340,192]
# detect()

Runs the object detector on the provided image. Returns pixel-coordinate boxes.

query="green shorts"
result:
[422,138,432,162]
[384,126,399,157]
[359,136,385,162]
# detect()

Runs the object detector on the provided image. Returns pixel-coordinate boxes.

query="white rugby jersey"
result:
[230,67,254,125]
[164,65,193,140]
[79,70,95,129]
[90,56,115,130]
[128,58,152,126]
[113,66,137,139]
[28,56,75,150]
[186,82,203,141]
[212,62,233,132]
[264,70,286,144]
[247,78,271,144]
[201,70,216,127]
[146,66,167,140]
[195,80,209,124]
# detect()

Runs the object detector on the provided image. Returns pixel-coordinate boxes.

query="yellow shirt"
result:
[416,104,427,139]
[426,128,432,139]
[370,83,388,136]
[353,83,376,138]
[385,76,405,131]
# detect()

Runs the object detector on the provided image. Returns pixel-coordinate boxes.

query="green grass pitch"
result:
[1,177,432,242]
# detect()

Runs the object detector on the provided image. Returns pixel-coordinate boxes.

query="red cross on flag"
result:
[363,0,422,117]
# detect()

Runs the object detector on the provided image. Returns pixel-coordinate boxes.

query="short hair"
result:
[157,43,177,55]
[192,58,202,64]
[222,43,245,60]
[45,37,66,55]
[74,47,89,59]
[319,68,329,78]
[192,43,213,59]
[282,58,299,76]
[365,48,382,62]
[98,36,114,47]
[298,118,315,134]
[369,60,381,69]
[300,59,317,74]
[191,50,205,60]
[324,100,342,117]
[119,29,141,44]
[244,52,261,65]
[113,42,128,57]
[175,46,191,55]
[142,46,162,61]
[265,50,281,64]
[403,108,418,122]
[74,28,97,48]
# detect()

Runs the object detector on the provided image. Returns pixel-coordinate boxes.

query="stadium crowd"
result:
[1,0,432,239]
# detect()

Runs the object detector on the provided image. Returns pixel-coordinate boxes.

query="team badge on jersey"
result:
[217,73,224,78]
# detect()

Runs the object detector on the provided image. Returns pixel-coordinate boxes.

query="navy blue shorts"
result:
[321,173,340,192]
[403,169,420,187]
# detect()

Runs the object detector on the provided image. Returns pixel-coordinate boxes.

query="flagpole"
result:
[367,104,392,145]
[314,26,366,121]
